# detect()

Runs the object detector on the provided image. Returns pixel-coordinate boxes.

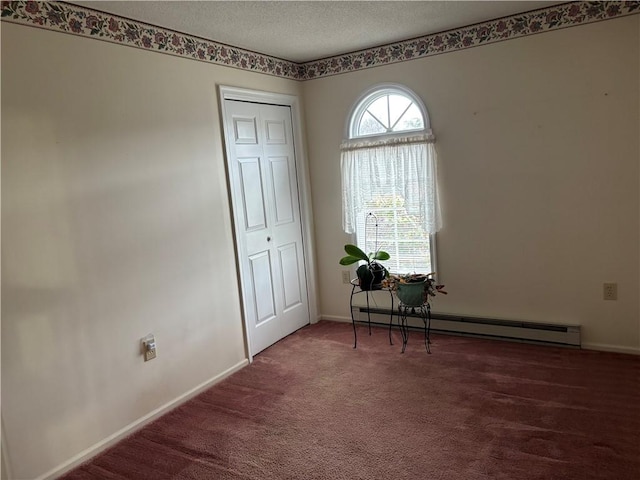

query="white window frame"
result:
[347,83,431,140]
[345,83,438,276]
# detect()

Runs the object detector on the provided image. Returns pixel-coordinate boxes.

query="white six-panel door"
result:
[223,99,309,355]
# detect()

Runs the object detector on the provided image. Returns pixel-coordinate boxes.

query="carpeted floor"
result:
[63,320,640,479]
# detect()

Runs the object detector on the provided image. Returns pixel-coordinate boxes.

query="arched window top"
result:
[347,84,430,139]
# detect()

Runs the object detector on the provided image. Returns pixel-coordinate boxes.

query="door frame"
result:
[218,85,318,361]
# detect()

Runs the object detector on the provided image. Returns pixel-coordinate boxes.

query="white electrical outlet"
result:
[603,283,617,301]
[145,347,157,362]
[342,270,351,284]
[142,334,157,361]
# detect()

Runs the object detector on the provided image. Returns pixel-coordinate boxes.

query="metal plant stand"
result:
[397,301,432,353]
[349,279,394,349]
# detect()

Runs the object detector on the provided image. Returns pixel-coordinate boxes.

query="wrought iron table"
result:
[396,301,432,353]
[349,279,394,348]
[349,280,432,353]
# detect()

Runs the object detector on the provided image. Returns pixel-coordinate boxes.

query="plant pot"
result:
[356,262,387,291]
[396,279,427,306]
[370,262,387,285]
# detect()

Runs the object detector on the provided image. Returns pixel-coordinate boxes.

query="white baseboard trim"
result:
[2,419,13,480]
[320,315,351,323]
[581,343,640,355]
[37,359,249,480]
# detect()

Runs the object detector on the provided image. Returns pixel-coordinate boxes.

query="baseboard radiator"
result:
[354,308,581,347]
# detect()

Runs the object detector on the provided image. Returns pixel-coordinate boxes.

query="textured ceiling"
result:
[70,1,562,63]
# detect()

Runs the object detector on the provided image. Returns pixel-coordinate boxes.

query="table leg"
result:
[398,304,409,353]
[425,303,431,354]
[388,290,394,345]
[365,290,372,336]
[350,284,357,348]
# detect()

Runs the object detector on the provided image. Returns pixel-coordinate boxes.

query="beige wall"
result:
[303,16,640,352]
[1,23,304,479]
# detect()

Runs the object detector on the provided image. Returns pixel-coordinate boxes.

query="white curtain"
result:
[340,132,442,235]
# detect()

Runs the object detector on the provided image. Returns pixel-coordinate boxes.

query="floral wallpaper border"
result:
[2,1,639,81]
[301,1,640,79]
[1,1,303,79]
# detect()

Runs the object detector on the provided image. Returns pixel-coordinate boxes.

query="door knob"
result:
[267,236,272,242]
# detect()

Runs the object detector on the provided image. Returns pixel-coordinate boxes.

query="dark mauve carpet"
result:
[62,320,640,479]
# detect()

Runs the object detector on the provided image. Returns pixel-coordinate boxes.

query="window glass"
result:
[357,197,433,274]
[394,104,424,131]
[359,111,386,136]
[353,90,425,138]
[367,96,389,129]
[388,94,412,128]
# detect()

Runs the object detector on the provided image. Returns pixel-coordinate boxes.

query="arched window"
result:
[341,84,441,275]
[349,85,428,138]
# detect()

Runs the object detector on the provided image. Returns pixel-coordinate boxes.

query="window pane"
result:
[388,94,412,129]
[367,96,390,129]
[393,103,424,131]
[358,111,386,136]
[356,201,433,275]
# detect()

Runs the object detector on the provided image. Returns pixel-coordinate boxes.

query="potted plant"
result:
[339,244,390,290]
[383,272,447,306]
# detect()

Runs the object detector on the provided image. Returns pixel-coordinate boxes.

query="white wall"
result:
[1,23,304,479]
[303,16,640,352]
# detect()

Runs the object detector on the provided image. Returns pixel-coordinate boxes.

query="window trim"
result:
[345,83,431,141]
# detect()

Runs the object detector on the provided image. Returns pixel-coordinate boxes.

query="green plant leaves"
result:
[339,255,362,265]
[339,243,390,265]
[372,251,390,261]
[343,244,368,261]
